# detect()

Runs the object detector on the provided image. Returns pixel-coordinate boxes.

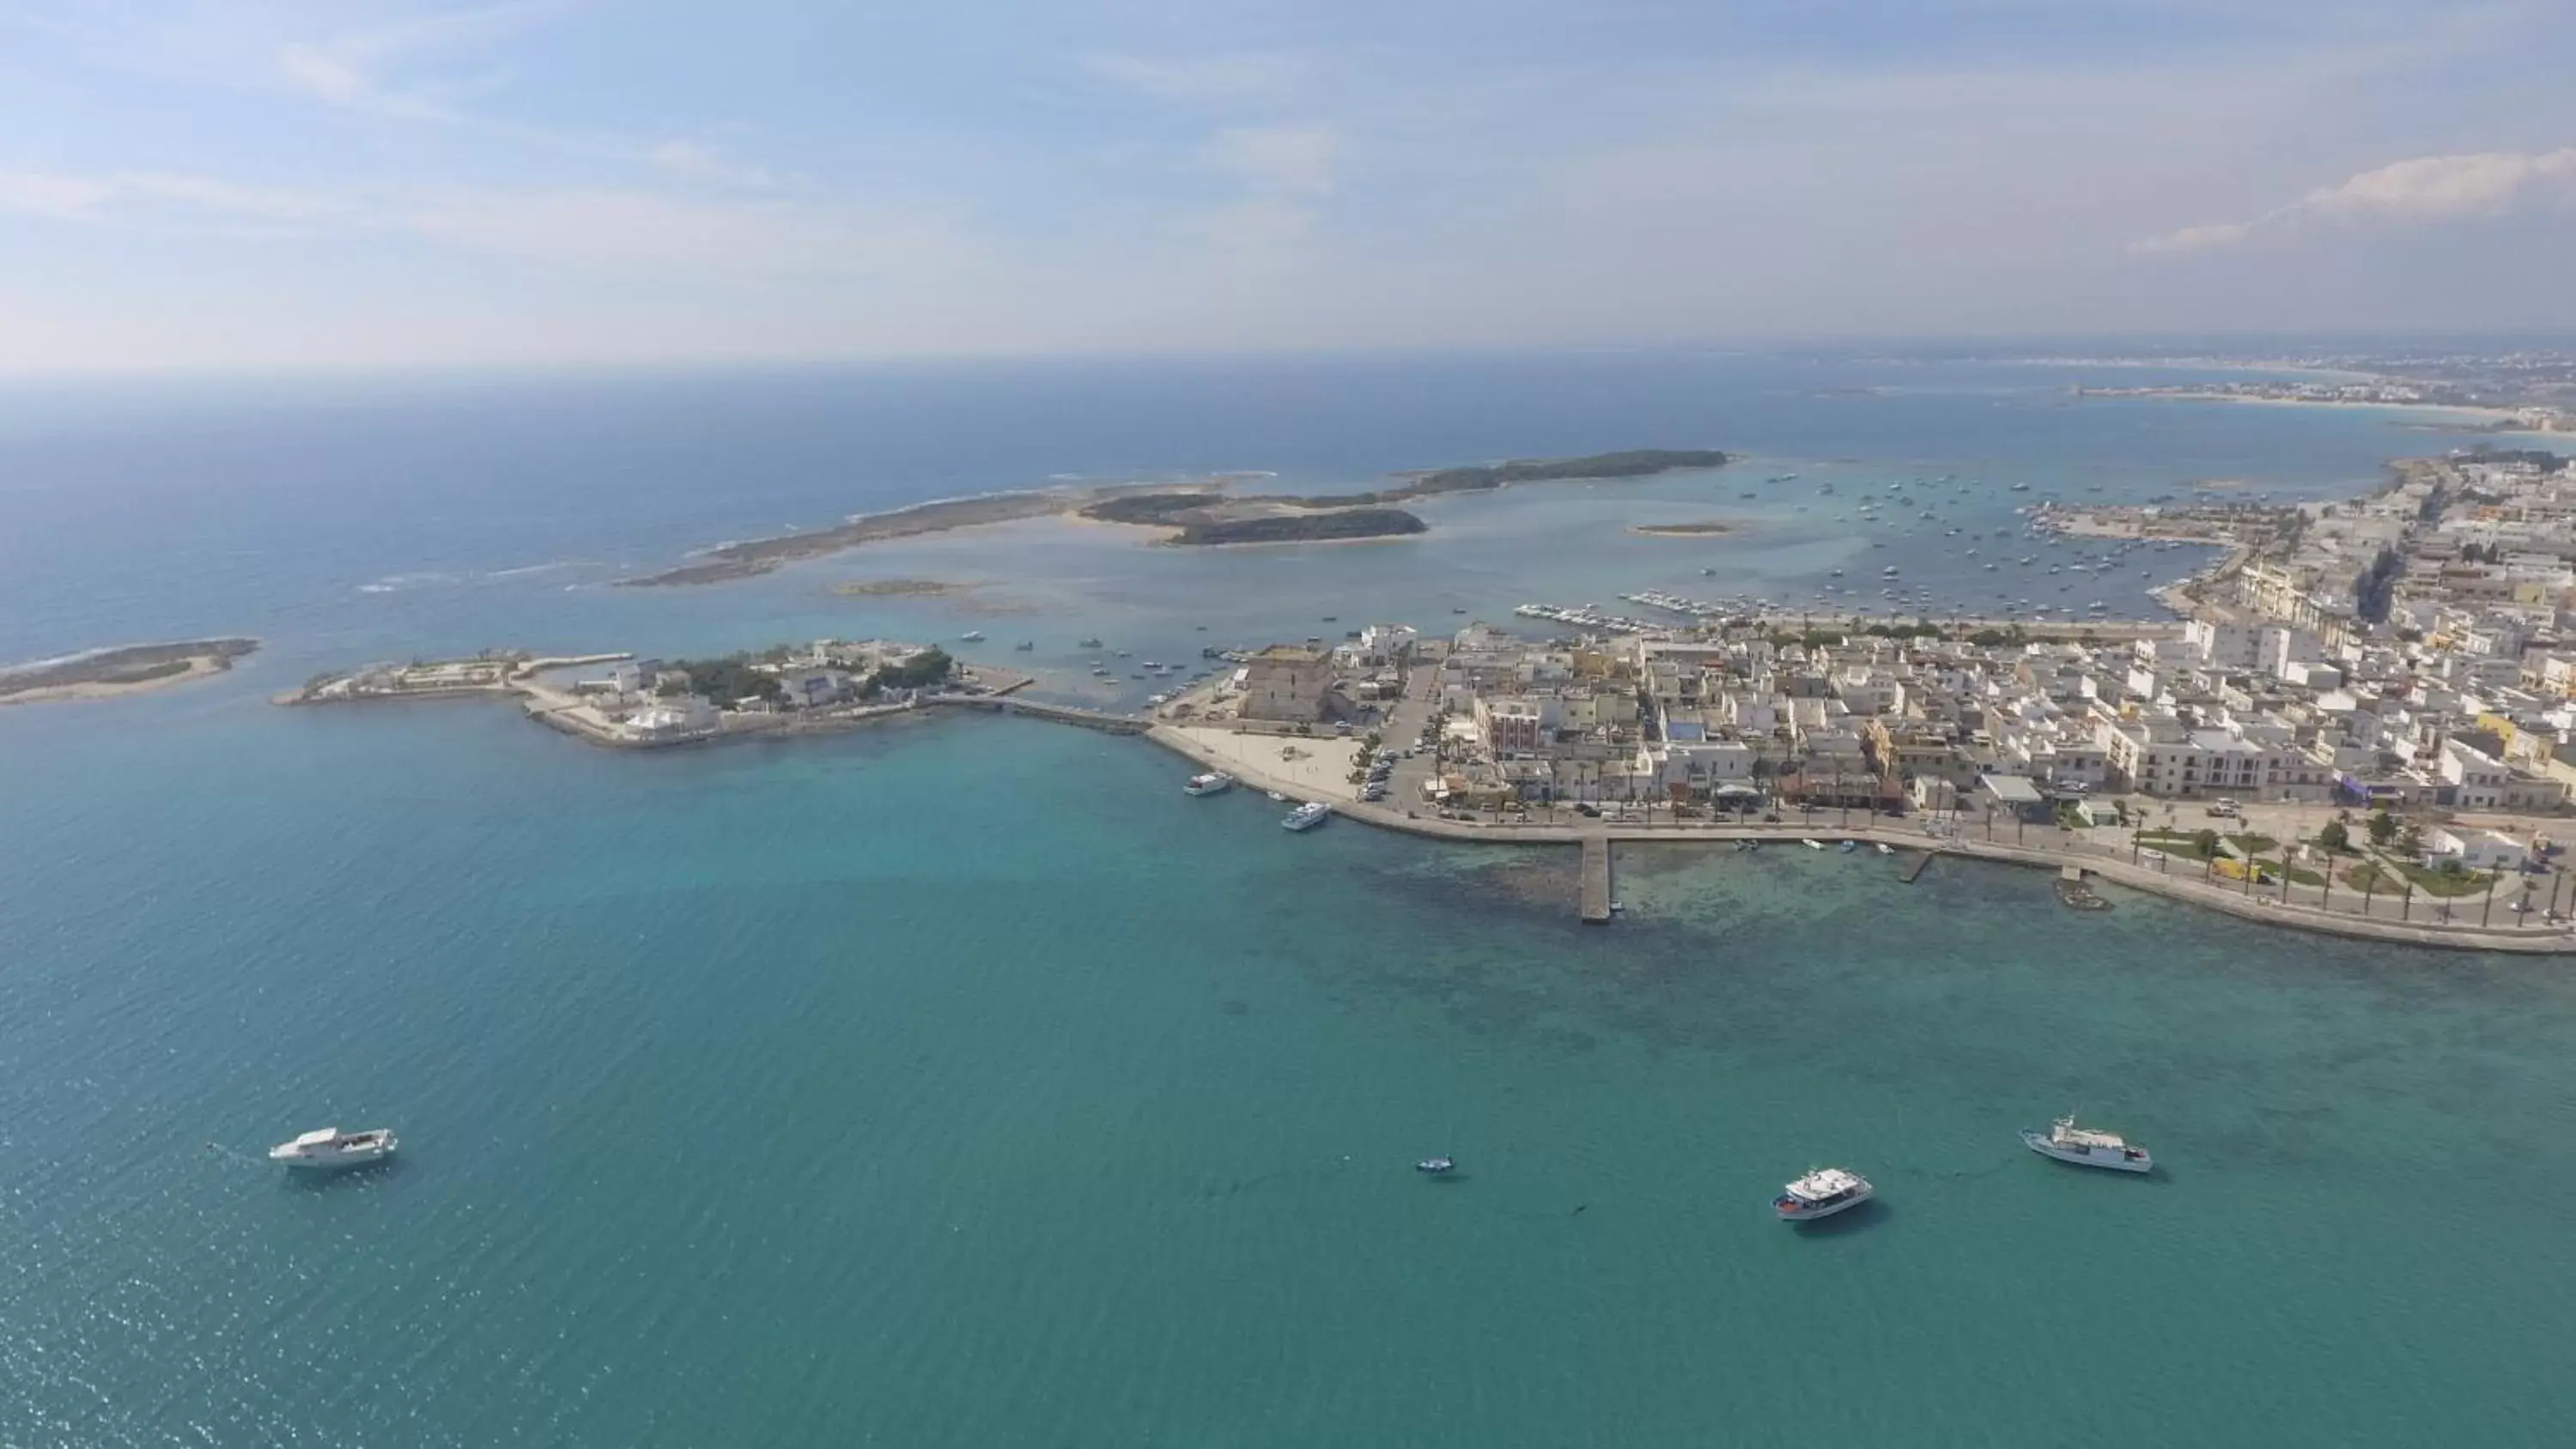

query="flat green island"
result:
[632,448,1729,579]
[0,638,260,706]
[1631,518,1743,537]
[1079,447,1729,546]
[829,579,979,597]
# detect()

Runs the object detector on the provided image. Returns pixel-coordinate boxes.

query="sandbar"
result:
[0,638,260,706]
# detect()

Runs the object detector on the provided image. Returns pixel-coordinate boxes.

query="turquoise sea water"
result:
[9,704,2576,1446]
[7,353,2576,1445]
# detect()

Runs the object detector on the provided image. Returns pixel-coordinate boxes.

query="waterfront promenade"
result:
[1142,722,2576,955]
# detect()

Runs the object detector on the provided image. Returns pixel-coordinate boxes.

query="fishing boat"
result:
[1184,772,1234,797]
[268,1126,398,1172]
[2020,1114,2153,1173]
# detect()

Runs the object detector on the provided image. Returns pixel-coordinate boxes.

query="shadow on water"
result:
[1786,1199,1892,1236]
[281,1157,406,1193]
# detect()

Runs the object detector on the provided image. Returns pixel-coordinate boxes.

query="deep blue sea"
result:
[5,351,2574,1446]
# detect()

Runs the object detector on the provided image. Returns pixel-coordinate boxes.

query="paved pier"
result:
[1900,849,1937,884]
[1581,837,1613,923]
[927,695,1150,734]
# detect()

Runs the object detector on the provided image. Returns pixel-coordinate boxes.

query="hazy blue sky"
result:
[3,1,2573,371]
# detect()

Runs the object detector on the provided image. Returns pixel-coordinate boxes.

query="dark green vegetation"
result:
[0,638,259,700]
[1079,492,1224,525]
[657,657,785,705]
[1081,448,1723,544]
[871,647,952,691]
[655,646,950,706]
[1289,448,1731,507]
[1387,449,1733,498]
[1173,509,1427,545]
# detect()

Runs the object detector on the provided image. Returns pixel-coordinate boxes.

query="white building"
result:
[2421,828,2527,873]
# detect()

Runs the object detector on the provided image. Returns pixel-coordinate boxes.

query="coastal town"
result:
[1149,446,2576,949]
[268,445,2576,950]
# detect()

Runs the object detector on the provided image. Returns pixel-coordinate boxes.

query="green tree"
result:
[2398,824,2424,857]
[2318,820,2350,853]
[2192,828,2221,859]
[868,646,953,692]
[2366,810,2397,847]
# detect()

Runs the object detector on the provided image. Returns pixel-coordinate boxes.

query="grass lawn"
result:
[2134,829,2221,860]
[2224,833,2278,854]
[2394,861,2498,897]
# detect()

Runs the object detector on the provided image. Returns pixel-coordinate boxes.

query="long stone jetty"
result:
[1580,838,1613,923]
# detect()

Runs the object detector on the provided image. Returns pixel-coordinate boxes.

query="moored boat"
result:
[1184,772,1235,797]
[1801,838,1825,850]
[268,1126,397,1172]
[2020,1114,2152,1173]
[1774,1167,1873,1222]
[1282,800,1332,832]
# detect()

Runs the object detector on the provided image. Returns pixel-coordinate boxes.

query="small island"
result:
[629,449,1731,579]
[1631,519,1742,537]
[0,638,260,706]
[830,579,979,597]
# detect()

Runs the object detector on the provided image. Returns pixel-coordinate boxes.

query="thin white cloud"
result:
[1199,124,1338,197]
[0,170,118,221]
[271,0,565,118]
[1080,52,1306,106]
[399,187,951,273]
[2139,145,2576,252]
[648,141,782,189]
[0,169,345,224]
[0,164,942,276]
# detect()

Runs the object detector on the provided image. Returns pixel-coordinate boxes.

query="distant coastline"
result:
[0,638,260,706]
[628,449,1731,584]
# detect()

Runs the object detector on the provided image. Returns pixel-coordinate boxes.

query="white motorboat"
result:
[1801,838,1825,850]
[1265,790,1287,803]
[1774,1167,1874,1222]
[1874,842,1893,856]
[269,1126,397,1171]
[1282,800,1332,832]
[1416,1156,1455,1174]
[1183,772,1235,797]
[958,630,986,642]
[2020,1115,2152,1173]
